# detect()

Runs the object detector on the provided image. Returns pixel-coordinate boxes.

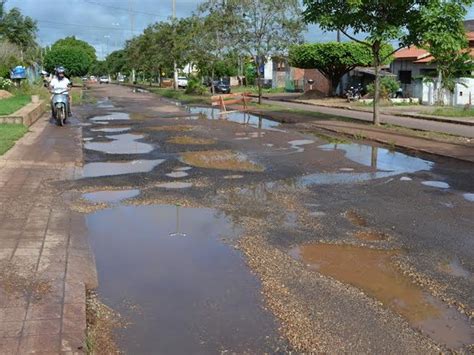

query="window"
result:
[399,70,412,84]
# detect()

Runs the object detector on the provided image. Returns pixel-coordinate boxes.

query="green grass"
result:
[0,95,31,115]
[0,124,28,155]
[431,107,474,119]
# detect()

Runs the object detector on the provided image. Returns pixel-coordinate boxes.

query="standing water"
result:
[86,204,283,353]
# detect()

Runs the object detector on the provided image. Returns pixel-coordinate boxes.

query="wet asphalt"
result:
[66,84,474,353]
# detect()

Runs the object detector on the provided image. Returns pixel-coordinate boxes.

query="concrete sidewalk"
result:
[0,117,96,354]
[263,99,474,139]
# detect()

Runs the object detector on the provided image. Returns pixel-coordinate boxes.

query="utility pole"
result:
[129,0,136,83]
[337,30,341,43]
[173,0,179,90]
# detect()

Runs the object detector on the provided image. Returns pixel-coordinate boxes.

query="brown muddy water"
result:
[87,204,283,354]
[290,244,474,349]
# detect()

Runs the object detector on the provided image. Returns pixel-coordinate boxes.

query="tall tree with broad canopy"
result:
[202,0,306,103]
[303,0,473,124]
[51,36,97,64]
[289,42,393,96]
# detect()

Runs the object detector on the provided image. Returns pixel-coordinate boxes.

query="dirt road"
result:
[71,84,474,353]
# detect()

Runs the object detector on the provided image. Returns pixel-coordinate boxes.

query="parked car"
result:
[177,77,188,88]
[99,76,109,84]
[211,80,231,94]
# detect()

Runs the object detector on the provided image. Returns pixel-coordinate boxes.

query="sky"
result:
[6,0,474,59]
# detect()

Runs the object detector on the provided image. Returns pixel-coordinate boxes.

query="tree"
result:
[302,0,473,125]
[0,40,21,77]
[196,3,240,93]
[105,50,129,77]
[44,46,91,77]
[0,0,37,61]
[289,42,393,96]
[51,36,97,64]
[417,0,474,102]
[203,0,306,103]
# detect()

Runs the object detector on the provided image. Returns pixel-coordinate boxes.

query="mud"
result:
[353,229,389,241]
[181,150,264,172]
[291,243,474,349]
[149,124,194,132]
[167,136,216,145]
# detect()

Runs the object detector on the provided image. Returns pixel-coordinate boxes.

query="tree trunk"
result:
[372,43,381,126]
[211,67,215,95]
[257,67,262,104]
[331,77,340,97]
[437,71,443,105]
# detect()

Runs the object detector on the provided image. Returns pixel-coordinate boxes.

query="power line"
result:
[82,0,167,18]
[36,19,143,33]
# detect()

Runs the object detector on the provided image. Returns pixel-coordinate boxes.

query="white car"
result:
[99,76,109,84]
[177,77,188,88]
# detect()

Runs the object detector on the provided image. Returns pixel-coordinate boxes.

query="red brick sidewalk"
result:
[0,117,96,354]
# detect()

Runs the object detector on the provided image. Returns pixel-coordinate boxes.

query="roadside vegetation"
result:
[431,107,474,119]
[0,95,30,115]
[0,123,28,155]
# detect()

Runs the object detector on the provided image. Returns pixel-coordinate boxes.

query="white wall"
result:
[414,78,474,106]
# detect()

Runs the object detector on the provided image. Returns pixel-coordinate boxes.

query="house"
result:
[391,30,474,104]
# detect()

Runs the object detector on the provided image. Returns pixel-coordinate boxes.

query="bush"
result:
[185,77,208,96]
[367,77,400,99]
[0,77,13,90]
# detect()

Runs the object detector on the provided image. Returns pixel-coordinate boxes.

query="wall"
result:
[390,60,437,97]
[413,78,474,105]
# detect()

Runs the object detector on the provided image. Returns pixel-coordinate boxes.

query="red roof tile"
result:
[394,47,430,60]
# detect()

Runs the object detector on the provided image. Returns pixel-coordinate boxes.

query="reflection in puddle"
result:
[88,205,280,353]
[288,140,314,153]
[85,133,154,154]
[156,182,193,189]
[440,258,472,279]
[174,166,192,171]
[83,190,140,204]
[187,107,283,131]
[291,244,474,349]
[181,150,264,172]
[90,112,130,121]
[320,144,433,173]
[82,159,165,178]
[464,193,474,202]
[298,171,397,186]
[422,181,450,189]
[91,127,131,133]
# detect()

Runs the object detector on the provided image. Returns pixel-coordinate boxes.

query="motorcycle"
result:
[346,84,363,102]
[51,89,69,126]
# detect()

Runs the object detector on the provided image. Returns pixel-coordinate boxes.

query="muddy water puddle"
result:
[83,189,140,203]
[91,127,131,133]
[187,107,283,131]
[87,205,282,353]
[291,244,474,349]
[320,143,433,173]
[90,112,131,121]
[82,159,165,178]
[464,193,474,202]
[84,133,154,154]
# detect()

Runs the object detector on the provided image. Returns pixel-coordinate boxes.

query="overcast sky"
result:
[6,0,474,59]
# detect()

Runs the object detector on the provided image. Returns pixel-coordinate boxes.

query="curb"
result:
[0,100,46,126]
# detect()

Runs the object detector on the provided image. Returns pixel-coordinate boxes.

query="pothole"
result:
[156,182,193,189]
[90,112,130,121]
[82,160,165,178]
[422,181,450,189]
[290,244,474,349]
[84,133,154,154]
[83,190,140,204]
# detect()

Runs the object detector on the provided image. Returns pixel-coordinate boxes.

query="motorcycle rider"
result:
[49,67,72,117]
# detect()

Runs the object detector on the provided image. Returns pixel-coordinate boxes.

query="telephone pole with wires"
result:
[173,0,179,90]
[129,0,136,83]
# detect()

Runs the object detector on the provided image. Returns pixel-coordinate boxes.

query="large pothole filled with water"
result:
[86,204,284,353]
